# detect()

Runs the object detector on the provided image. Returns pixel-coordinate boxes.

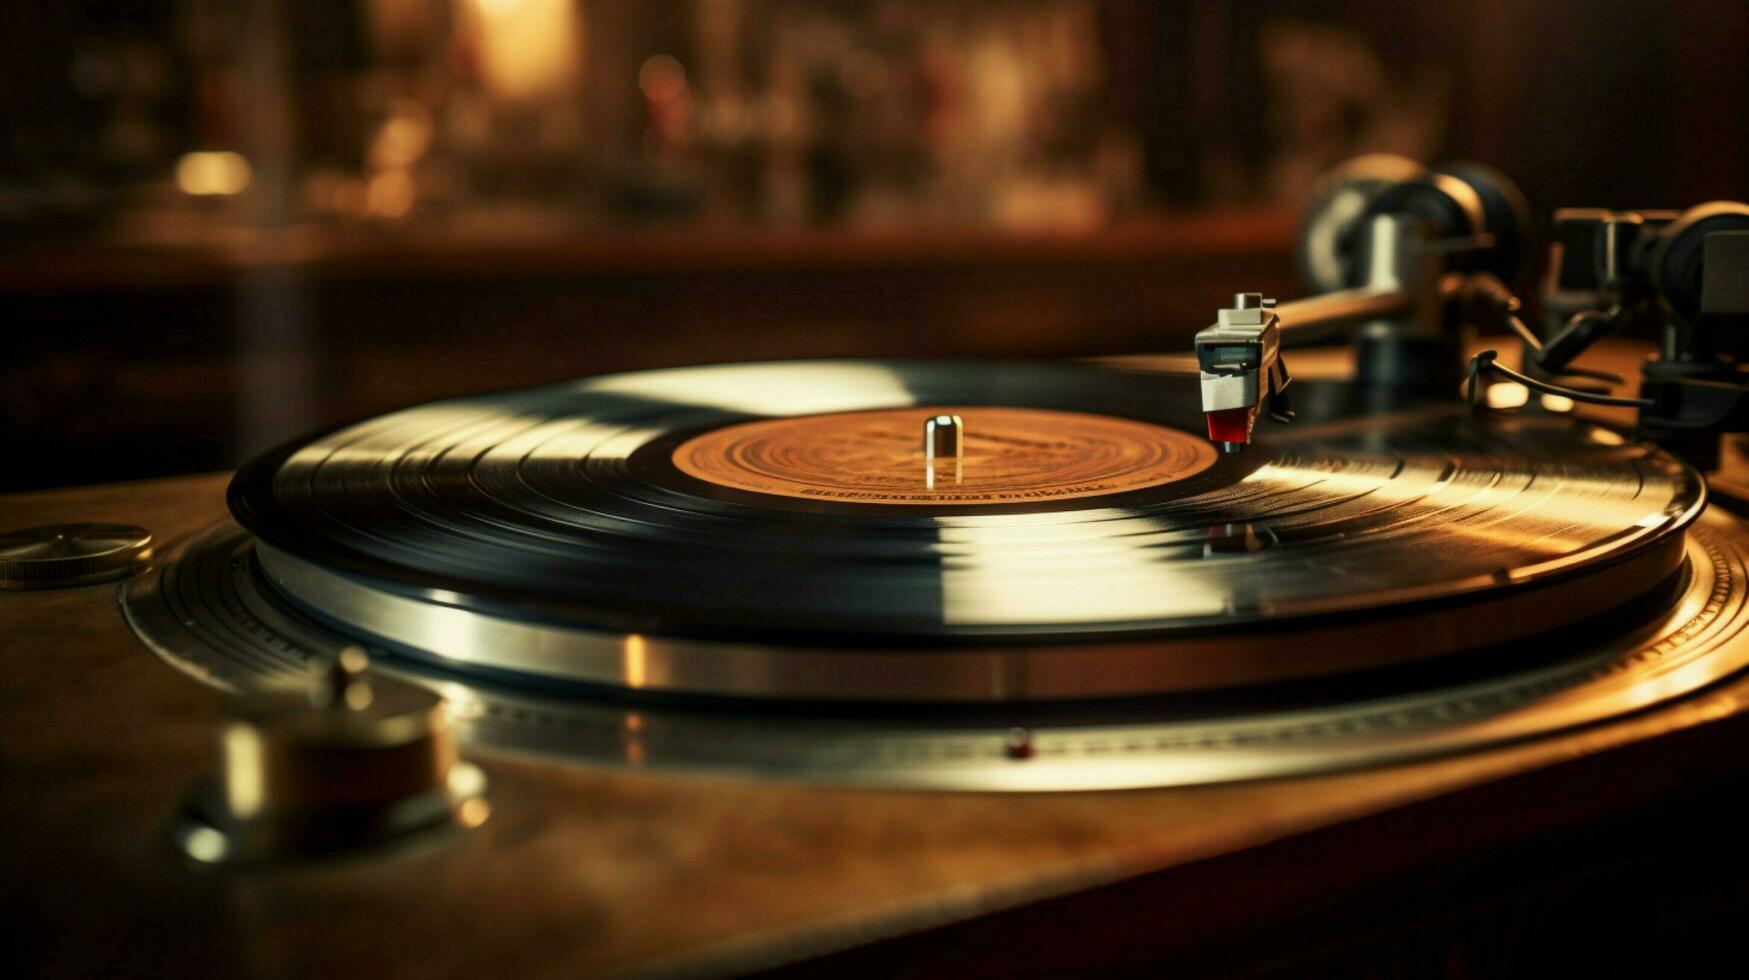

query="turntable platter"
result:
[219,361,1704,702]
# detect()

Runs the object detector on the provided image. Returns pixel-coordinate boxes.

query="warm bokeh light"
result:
[637,54,687,103]
[366,171,416,219]
[1486,382,1531,409]
[472,0,581,102]
[174,151,251,197]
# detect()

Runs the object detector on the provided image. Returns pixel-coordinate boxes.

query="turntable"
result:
[8,159,1749,977]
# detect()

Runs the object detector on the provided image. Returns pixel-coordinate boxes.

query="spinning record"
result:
[229,361,1704,701]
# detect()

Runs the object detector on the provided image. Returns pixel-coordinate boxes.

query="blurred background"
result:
[2,0,1746,491]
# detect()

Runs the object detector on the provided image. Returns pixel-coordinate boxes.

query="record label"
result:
[671,406,1218,504]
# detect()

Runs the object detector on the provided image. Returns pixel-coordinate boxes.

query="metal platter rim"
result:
[254,527,1691,703]
[122,512,1749,791]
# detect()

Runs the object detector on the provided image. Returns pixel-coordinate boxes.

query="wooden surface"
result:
[6,473,1749,976]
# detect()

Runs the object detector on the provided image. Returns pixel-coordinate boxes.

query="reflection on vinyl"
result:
[224,361,1701,703]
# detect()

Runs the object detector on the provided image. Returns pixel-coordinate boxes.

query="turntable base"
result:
[11,474,1749,977]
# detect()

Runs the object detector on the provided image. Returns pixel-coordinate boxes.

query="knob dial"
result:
[0,523,153,590]
[175,648,488,864]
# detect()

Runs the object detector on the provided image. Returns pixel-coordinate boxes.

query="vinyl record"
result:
[229,361,1702,701]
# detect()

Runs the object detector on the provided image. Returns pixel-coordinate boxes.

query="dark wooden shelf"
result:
[1,209,1299,491]
[0,209,1294,292]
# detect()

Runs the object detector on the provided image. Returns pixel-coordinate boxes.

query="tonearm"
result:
[1195,156,1749,472]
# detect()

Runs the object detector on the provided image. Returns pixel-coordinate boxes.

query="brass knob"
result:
[0,523,152,590]
[176,648,487,864]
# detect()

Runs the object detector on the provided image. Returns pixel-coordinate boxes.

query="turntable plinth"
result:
[11,474,1749,976]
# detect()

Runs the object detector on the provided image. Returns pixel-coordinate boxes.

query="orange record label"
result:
[671,406,1218,505]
